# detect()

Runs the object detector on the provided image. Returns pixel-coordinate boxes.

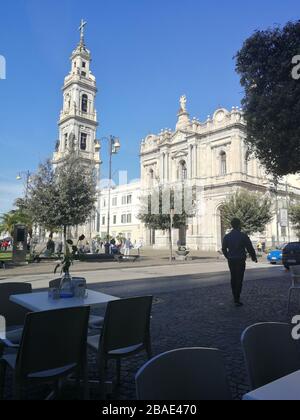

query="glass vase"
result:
[60,272,74,298]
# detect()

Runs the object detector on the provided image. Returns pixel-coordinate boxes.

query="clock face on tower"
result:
[215,110,225,122]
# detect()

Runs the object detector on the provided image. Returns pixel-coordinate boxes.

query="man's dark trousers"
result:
[228,259,246,303]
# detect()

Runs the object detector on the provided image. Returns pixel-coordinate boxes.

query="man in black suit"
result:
[222,218,258,307]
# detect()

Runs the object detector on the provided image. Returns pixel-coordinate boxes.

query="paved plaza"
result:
[2,260,299,400]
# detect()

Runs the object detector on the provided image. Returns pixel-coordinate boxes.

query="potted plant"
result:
[54,239,74,297]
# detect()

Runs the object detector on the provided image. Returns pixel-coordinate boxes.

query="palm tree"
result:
[0,210,33,237]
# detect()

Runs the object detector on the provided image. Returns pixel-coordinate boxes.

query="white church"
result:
[53,23,300,251]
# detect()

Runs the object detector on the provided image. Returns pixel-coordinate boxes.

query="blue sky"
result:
[0,0,299,214]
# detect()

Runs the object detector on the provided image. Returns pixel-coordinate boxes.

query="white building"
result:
[98,181,143,244]
[140,96,300,250]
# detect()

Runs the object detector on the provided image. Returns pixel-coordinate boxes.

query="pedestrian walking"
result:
[222,218,257,307]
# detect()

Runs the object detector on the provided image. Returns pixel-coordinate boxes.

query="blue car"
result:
[267,249,283,264]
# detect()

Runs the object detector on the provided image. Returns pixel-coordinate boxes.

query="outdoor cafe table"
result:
[10,290,119,312]
[243,370,300,401]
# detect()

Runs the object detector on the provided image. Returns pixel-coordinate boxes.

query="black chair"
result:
[136,348,232,400]
[0,306,90,400]
[0,283,32,356]
[49,278,104,329]
[87,296,153,396]
[242,322,300,390]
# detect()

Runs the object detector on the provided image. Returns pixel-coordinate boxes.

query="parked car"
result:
[267,249,283,265]
[282,242,300,269]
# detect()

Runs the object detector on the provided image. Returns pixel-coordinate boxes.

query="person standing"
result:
[222,218,257,307]
[124,238,132,259]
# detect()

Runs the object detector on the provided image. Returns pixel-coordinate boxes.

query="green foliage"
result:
[289,204,300,239]
[220,190,273,235]
[26,152,97,238]
[0,209,33,237]
[138,187,194,235]
[236,21,300,176]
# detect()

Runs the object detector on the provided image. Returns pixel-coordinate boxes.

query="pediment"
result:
[172,150,188,160]
[171,130,187,143]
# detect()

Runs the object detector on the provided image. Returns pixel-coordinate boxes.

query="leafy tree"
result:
[289,204,300,239]
[0,209,33,237]
[220,190,273,236]
[138,186,194,244]
[236,21,300,176]
[27,152,97,241]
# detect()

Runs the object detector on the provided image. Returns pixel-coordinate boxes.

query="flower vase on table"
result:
[60,272,74,298]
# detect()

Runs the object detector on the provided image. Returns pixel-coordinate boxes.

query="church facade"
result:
[140,97,300,250]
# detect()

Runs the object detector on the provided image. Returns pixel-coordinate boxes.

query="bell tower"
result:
[53,20,101,176]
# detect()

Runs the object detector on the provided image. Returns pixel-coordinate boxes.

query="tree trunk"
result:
[169,227,173,262]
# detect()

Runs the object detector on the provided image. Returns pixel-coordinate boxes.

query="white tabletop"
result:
[243,370,300,401]
[10,290,119,312]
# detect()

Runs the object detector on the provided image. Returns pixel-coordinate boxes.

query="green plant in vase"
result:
[54,239,74,297]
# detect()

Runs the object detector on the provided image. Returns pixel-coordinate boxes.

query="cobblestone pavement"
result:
[3,268,299,400]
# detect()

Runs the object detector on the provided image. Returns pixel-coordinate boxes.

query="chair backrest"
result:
[290,266,300,286]
[100,296,153,354]
[242,322,300,390]
[0,283,32,328]
[136,348,232,400]
[15,306,90,379]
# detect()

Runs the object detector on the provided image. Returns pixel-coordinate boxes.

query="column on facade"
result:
[188,145,193,179]
[159,154,163,181]
[166,152,170,182]
[193,144,198,178]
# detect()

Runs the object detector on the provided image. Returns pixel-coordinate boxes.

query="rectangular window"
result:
[82,62,86,68]
[64,133,68,148]
[122,196,127,205]
[102,217,106,226]
[281,227,287,238]
[127,195,132,205]
[81,71,87,77]
[127,214,132,224]
[121,214,126,224]
[113,215,117,225]
[112,197,117,206]
[80,133,87,151]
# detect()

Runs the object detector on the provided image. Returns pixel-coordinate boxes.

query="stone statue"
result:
[180,95,187,113]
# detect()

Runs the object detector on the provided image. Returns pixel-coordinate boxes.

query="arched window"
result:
[149,169,154,187]
[178,160,188,181]
[81,94,88,113]
[220,151,227,176]
[245,152,250,175]
[80,133,87,151]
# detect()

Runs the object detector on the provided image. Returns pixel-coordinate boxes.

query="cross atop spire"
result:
[79,19,87,43]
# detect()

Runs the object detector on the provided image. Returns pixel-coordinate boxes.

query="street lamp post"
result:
[286,180,291,243]
[101,136,121,254]
[269,179,280,247]
[16,171,32,199]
